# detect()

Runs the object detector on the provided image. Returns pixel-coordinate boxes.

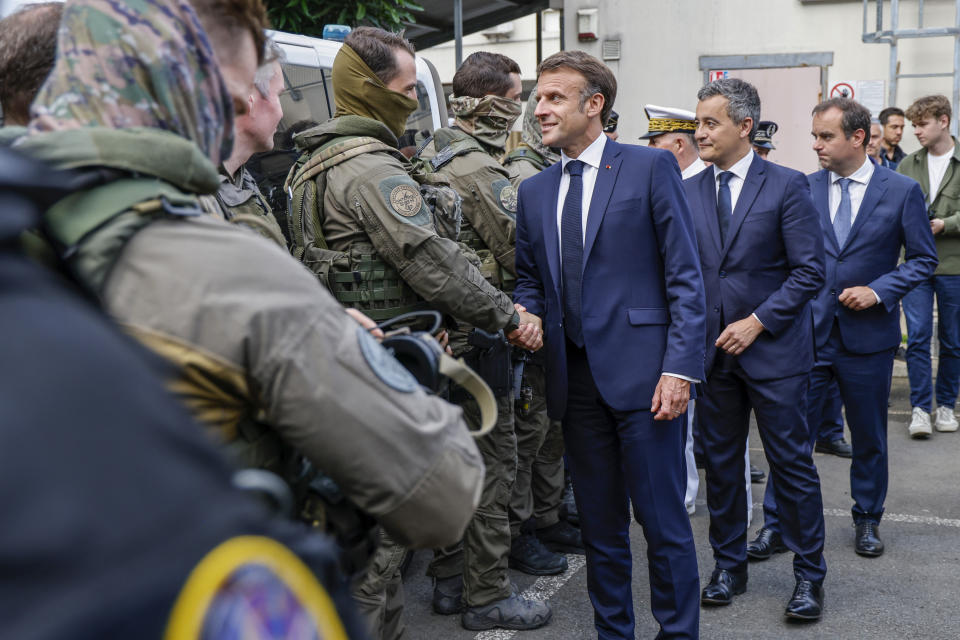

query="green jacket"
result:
[898,138,960,275]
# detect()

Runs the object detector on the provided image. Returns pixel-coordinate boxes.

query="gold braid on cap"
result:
[648,118,696,132]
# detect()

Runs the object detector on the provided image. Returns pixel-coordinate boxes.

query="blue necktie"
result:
[561,160,585,347]
[717,171,733,245]
[834,178,852,248]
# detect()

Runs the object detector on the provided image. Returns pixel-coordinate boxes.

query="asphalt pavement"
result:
[401,373,960,639]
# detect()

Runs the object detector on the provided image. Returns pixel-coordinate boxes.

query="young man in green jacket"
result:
[898,94,960,437]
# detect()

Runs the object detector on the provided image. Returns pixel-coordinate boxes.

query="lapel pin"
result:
[605,164,611,170]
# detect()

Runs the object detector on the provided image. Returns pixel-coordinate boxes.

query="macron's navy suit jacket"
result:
[514,138,707,419]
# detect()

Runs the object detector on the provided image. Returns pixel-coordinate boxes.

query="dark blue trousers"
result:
[763,322,893,528]
[563,343,699,640]
[816,381,845,443]
[698,362,827,584]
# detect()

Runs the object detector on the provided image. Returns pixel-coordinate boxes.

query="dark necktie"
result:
[834,177,853,248]
[716,171,733,245]
[561,160,585,347]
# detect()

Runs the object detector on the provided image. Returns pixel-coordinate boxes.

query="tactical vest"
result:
[42,175,376,570]
[285,135,429,322]
[502,145,548,172]
[417,131,517,293]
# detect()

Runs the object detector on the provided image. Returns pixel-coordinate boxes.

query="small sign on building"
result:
[709,70,729,82]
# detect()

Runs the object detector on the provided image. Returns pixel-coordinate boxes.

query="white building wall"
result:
[563,0,959,160]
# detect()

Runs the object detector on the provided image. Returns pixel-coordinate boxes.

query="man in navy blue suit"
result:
[514,50,707,640]
[684,78,828,620]
[750,98,936,561]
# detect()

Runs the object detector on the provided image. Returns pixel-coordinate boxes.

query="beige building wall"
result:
[559,0,959,171]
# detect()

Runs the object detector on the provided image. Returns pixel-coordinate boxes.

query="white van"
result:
[270,30,448,138]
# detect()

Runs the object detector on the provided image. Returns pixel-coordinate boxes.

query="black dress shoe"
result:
[746,527,788,561]
[700,567,747,606]
[785,579,823,621]
[855,520,884,557]
[814,438,853,458]
[750,463,765,483]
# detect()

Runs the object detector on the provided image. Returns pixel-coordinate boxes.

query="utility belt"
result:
[451,328,513,401]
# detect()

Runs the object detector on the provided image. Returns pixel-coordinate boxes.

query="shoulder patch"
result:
[389,183,423,217]
[356,327,419,393]
[377,175,431,226]
[492,178,518,217]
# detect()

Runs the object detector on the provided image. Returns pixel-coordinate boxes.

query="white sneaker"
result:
[935,406,959,432]
[908,407,932,439]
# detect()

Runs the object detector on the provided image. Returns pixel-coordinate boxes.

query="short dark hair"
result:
[452,52,521,99]
[878,106,904,125]
[191,0,269,66]
[0,3,62,126]
[812,97,872,140]
[905,95,952,124]
[537,51,617,123]
[344,26,416,86]
[697,78,761,140]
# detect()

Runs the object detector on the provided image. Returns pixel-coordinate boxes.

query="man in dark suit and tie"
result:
[514,50,707,640]
[684,78,828,620]
[750,98,936,560]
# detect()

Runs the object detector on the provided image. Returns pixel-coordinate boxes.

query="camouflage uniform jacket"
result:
[208,163,286,248]
[502,142,550,183]
[18,126,484,549]
[292,115,517,333]
[418,127,519,290]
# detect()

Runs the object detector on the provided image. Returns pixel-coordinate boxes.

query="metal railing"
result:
[862,0,960,134]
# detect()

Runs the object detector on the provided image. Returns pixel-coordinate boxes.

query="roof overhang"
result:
[406,0,550,50]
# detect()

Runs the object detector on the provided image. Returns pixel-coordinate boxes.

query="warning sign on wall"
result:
[830,80,885,116]
[709,70,729,82]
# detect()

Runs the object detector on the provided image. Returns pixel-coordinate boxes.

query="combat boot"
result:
[431,575,464,615]
[461,589,552,631]
[509,533,567,575]
[537,520,584,554]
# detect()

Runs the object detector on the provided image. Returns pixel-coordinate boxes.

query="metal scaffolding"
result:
[862,0,960,135]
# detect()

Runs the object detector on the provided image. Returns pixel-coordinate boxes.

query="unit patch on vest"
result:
[377,175,431,226]
[492,178,518,217]
[356,327,418,393]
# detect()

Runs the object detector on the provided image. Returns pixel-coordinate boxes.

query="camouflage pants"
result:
[427,393,517,607]
[509,362,565,535]
[352,530,406,640]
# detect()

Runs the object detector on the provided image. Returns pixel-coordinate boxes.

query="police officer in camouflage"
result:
[205,41,287,247]
[502,90,561,181]
[501,90,584,568]
[284,28,547,635]
[415,51,555,630]
[19,3,490,635]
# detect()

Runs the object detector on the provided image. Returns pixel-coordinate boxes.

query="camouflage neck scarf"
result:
[332,44,418,139]
[450,94,522,151]
[28,0,235,166]
[521,91,560,165]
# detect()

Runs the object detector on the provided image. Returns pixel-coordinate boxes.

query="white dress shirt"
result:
[555,132,697,384]
[829,156,882,303]
[712,148,754,208]
[829,156,874,223]
[682,156,707,180]
[557,131,607,245]
[713,149,766,328]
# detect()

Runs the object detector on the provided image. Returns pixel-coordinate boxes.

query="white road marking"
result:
[471,507,957,639]
[473,555,587,640]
